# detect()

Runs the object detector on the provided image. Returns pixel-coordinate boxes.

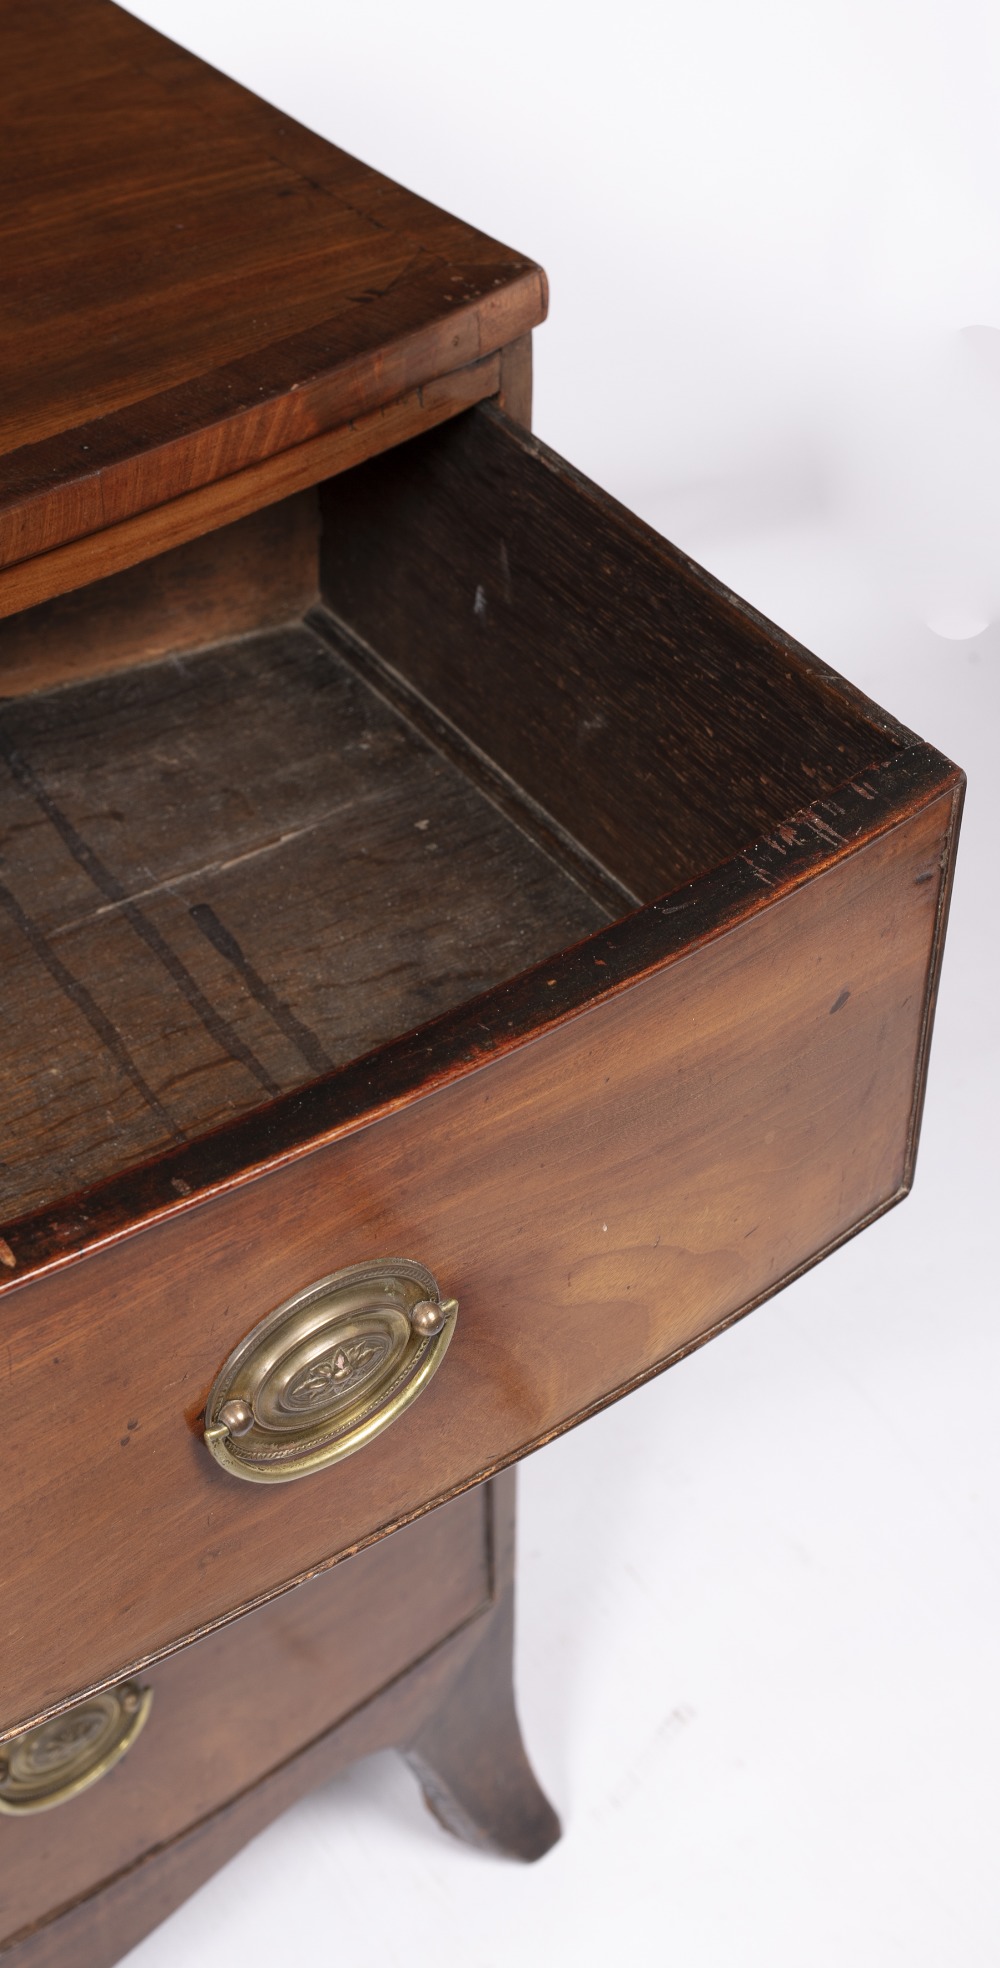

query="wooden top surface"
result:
[0,0,545,572]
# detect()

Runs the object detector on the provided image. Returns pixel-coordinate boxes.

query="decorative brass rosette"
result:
[203,1258,458,1484]
[0,1683,152,1814]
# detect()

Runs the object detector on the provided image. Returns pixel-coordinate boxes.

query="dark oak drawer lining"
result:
[0,623,604,1223]
[319,403,908,904]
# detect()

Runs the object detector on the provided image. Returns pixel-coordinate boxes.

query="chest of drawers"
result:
[0,3,962,1961]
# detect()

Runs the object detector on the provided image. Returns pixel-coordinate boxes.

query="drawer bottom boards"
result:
[0,1474,554,1968]
[0,618,605,1224]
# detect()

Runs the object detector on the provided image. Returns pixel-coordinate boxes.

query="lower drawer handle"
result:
[203,1258,458,1485]
[0,1683,152,1815]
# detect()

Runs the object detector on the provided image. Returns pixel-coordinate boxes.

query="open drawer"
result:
[0,403,962,1740]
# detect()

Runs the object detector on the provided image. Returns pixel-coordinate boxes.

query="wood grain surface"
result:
[0,1474,556,1968]
[0,1624,485,1968]
[320,404,908,903]
[0,496,320,697]
[404,1478,561,1862]
[0,623,603,1221]
[0,353,504,623]
[0,1485,490,1943]
[0,1,545,573]
[0,777,959,1739]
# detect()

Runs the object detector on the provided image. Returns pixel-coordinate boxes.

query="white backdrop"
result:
[120,3,999,1961]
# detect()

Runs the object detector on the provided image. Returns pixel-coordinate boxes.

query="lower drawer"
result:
[0,1486,488,1952]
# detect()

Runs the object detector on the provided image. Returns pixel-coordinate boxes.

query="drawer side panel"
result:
[320,404,904,900]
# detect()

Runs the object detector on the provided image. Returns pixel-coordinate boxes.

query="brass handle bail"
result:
[203,1259,458,1485]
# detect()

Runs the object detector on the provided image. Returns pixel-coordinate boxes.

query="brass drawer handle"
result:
[0,1683,152,1815]
[203,1258,458,1485]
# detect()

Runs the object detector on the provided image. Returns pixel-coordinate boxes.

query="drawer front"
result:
[0,1486,489,1944]
[0,785,951,1735]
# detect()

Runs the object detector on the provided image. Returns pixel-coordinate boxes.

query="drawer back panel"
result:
[319,404,905,903]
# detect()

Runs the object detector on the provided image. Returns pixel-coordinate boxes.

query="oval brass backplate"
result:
[0,1683,152,1815]
[203,1259,458,1485]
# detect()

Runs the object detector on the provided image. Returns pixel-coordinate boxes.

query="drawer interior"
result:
[0,403,904,1229]
[0,614,604,1223]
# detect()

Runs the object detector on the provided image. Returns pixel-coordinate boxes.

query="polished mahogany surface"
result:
[0,0,545,573]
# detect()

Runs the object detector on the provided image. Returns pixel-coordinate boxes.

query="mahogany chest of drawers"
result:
[0,3,962,1961]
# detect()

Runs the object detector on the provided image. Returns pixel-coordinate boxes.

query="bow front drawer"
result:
[0,404,961,1741]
